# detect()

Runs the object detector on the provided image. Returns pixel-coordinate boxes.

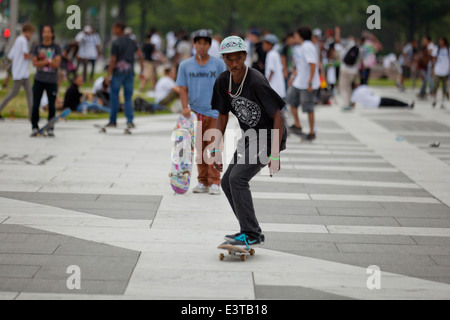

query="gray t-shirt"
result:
[111,36,138,75]
[32,43,62,84]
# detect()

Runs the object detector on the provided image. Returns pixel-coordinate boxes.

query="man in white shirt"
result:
[286,26,320,141]
[76,25,101,83]
[431,37,449,109]
[154,65,180,109]
[0,23,35,120]
[263,34,286,99]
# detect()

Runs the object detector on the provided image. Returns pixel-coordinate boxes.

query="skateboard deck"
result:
[94,124,132,135]
[218,244,256,262]
[36,108,71,137]
[169,112,197,194]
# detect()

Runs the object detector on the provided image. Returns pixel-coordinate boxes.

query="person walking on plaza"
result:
[104,22,145,129]
[263,34,286,99]
[75,26,101,83]
[431,37,449,109]
[286,26,320,141]
[211,36,286,250]
[176,29,226,195]
[399,39,418,92]
[30,25,62,137]
[338,36,361,110]
[0,23,35,121]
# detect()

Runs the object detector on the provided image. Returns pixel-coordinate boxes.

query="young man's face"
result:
[74,76,84,87]
[42,27,53,42]
[24,31,34,41]
[112,26,122,37]
[294,32,303,44]
[262,41,273,53]
[169,67,177,80]
[223,51,247,75]
[194,38,211,58]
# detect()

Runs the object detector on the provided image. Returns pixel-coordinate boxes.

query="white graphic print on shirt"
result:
[231,97,262,128]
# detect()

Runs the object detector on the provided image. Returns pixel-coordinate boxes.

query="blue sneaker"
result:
[225,233,265,245]
[220,233,262,251]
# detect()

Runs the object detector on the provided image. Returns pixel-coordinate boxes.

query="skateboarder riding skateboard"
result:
[211,36,287,252]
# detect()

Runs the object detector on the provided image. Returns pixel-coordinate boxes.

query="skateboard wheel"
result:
[228,250,232,255]
[168,173,172,178]
[219,253,225,261]
[250,249,255,256]
[241,255,247,262]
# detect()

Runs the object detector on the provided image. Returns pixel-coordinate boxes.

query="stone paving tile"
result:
[255,285,354,300]
[258,215,400,227]
[0,225,140,295]
[0,192,162,220]
[263,232,416,245]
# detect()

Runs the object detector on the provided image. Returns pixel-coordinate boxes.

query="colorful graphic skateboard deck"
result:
[169,112,197,194]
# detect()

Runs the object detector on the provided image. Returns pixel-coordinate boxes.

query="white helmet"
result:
[219,36,247,55]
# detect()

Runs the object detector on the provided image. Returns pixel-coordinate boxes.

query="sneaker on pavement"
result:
[47,129,55,137]
[218,233,262,251]
[209,184,221,195]
[224,233,265,245]
[192,183,209,194]
[289,125,303,135]
[30,129,39,137]
[305,133,316,141]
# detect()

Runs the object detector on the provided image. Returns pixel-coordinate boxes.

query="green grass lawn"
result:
[0,75,417,120]
[0,72,170,120]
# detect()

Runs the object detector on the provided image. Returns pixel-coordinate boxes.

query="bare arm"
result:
[105,55,117,85]
[212,113,229,173]
[32,56,50,68]
[269,109,284,177]
[308,63,316,92]
[180,86,191,118]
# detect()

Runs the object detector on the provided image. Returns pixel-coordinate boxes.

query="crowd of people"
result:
[0,19,449,252]
[0,22,448,134]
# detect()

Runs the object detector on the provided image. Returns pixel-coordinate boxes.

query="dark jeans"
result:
[221,146,266,239]
[78,58,96,82]
[31,80,57,129]
[360,68,371,85]
[379,98,408,107]
[110,73,135,124]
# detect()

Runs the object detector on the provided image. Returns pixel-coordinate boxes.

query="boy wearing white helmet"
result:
[211,36,287,251]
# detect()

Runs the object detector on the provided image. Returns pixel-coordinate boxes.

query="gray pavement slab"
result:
[255,285,354,300]
[2,96,450,299]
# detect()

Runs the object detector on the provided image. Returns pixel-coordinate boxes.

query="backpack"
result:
[343,45,360,66]
[134,98,155,113]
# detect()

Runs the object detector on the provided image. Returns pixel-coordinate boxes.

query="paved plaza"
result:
[0,87,450,300]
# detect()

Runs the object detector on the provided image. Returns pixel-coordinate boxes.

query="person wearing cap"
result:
[211,36,287,251]
[75,25,101,83]
[263,34,286,99]
[176,29,227,195]
[247,29,266,74]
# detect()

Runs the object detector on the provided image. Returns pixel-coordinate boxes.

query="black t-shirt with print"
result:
[211,67,287,154]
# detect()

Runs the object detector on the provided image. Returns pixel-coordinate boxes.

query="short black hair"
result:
[296,26,312,41]
[113,22,126,32]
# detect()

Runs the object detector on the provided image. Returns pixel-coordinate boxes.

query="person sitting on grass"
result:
[63,75,110,114]
[154,65,180,110]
